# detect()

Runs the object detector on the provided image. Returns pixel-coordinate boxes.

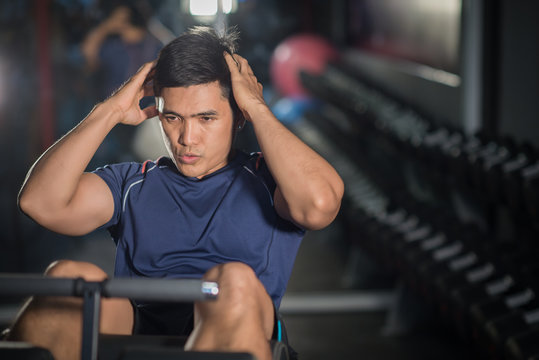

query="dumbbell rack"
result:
[297,63,539,359]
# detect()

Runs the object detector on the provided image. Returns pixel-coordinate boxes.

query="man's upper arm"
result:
[48,172,115,236]
[273,186,303,229]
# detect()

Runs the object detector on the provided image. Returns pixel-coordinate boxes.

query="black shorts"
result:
[131,301,195,337]
[131,301,287,342]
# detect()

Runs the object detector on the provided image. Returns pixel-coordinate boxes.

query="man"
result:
[10,27,344,360]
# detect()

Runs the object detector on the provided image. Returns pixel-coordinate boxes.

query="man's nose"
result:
[179,119,199,146]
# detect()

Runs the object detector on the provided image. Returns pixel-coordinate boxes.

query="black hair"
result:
[153,26,242,124]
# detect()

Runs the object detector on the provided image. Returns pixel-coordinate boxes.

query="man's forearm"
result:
[249,104,344,230]
[19,102,120,216]
[223,52,342,229]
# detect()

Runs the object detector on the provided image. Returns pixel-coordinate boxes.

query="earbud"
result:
[155,96,164,113]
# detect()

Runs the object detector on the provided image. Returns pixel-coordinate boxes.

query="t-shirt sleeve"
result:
[92,162,142,230]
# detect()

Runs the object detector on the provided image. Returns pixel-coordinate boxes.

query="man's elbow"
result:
[18,188,65,230]
[18,187,35,218]
[18,190,47,225]
[301,185,344,231]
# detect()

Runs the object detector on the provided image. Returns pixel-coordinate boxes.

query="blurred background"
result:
[1,0,539,359]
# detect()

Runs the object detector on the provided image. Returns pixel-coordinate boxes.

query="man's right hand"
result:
[106,60,159,127]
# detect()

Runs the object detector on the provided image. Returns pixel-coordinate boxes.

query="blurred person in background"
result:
[81,0,162,164]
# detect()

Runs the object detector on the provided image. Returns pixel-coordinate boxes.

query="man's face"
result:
[158,82,235,179]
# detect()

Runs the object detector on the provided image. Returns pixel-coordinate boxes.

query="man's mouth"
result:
[178,153,201,165]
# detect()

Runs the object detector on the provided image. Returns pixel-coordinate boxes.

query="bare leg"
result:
[184,262,274,360]
[7,260,133,360]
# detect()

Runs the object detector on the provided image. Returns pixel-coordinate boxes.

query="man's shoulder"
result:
[93,157,174,182]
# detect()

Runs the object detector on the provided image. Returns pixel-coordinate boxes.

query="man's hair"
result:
[153,26,242,123]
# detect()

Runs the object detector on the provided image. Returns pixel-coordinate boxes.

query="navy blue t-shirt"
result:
[94,151,305,307]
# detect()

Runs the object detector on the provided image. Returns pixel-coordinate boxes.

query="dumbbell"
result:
[377,209,421,271]
[471,280,539,357]
[502,143,537,215]
[505,327,539,360]
[522,160,539,230]
[431,240,526,332]
[416,224,486,307]
[395,212,465,289]
[482,304,539,360]
[468,140,501,196]
[380,199,445,273]
[439,256,511,336]
[449,257,539,343]
[434,130,466,186]
[483,138,516,205]
[447,134,484,190]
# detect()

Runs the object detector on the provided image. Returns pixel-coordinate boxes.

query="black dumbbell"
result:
[483,305,539,360]
[522,161,539,230]
[471,283,539,358]
[483,138,516,205]
[502,143,537,215]
[447,134,484,190]
[432,240,526,331]
[416,224,485,306]
[450,258,539,344]
[505,327,539,360]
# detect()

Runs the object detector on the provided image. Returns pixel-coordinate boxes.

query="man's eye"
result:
[166,116,178,122]
[201,116,214,122]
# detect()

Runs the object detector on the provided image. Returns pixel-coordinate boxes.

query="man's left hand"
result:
[224,52,267,122]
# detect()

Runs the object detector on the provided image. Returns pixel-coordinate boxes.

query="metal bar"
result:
[0,274,219,360]
[279,291,395,315]
[81,285,101,360]
[0,274,80,297]
[103,278,219,302]
[0,274,218,302]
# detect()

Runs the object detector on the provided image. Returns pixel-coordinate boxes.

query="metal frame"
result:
[0,274,219,360]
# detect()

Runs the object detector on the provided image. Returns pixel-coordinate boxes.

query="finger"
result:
[237,57,254,75]
[116,60,155,96]
[223,52,240,73]
[132,60,157,86]
[233,53,246,63]
[135,60,155,76]
[143,82,154,97]
[141,104,158,119]
[143,66,156,86]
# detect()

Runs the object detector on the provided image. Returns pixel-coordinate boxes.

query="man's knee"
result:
[205,262,259,295]
[203,262,271,314]
[45,260,108,281]
[196,262,274,340]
